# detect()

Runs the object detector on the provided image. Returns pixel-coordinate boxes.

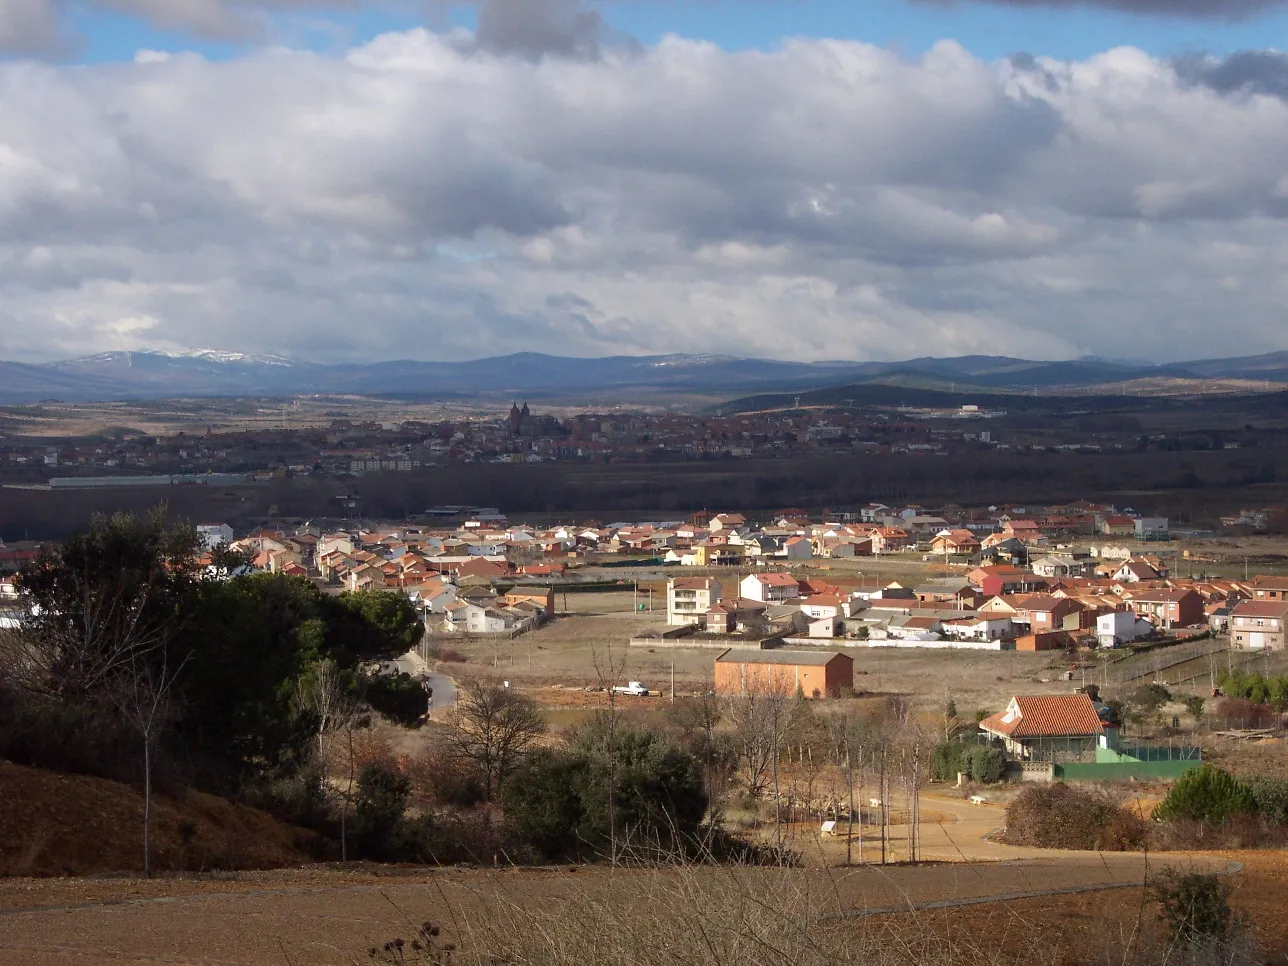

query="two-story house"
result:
[1230,600,1288,650]
[1125,589,1204,629]
[867,527,910,554]
[667,578,723,627]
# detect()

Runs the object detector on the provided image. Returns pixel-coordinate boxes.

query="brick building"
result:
[714,649,853,699]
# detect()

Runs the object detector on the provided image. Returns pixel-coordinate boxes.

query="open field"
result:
[433,591,1075,719]
[0,790,1257,966]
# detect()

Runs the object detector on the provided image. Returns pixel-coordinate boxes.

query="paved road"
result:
[387,651,457,712]
[0,792,1236,966]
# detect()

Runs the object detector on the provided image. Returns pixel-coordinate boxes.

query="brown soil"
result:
[0,760,319,878]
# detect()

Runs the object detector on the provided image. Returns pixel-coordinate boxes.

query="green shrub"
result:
[352,763,412,860]
[930,742,970,781]
[1131,682,1171,715]
[363,672,429,729]
[1153,765,1256,826]
[967,746,1006,784]
[1152,870,1239,946]
[930,739,998,782]
[501,725,708,862]
[1244,775,1288,825]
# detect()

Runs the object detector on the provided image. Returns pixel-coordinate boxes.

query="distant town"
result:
[0,396,1275,490]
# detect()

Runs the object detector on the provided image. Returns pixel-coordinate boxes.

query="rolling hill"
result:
[0,348,1285,404]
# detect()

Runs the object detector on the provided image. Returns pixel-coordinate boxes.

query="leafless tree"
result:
[827,711,868,866]
[723,670,806,849]
[592,641,629,866]
[4,574,170,701]
[293,657,366,860]
[447,679,546,802]
[294,658,349,764]
[666,692,730,812]
[110,643,187,877]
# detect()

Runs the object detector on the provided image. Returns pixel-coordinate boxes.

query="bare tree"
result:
[447,679,546,801]
[827,711,867,866]
[592,642,629,866]
[293,657,365,861]
[110,643,188,877]
[666,692,730,812]
[723,669,805,850]
[295,658,348,764]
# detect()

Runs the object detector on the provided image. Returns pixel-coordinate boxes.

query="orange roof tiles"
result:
[980,694,1104,739]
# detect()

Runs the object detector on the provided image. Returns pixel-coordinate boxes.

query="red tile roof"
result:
[754,572,800,587]
[1232,600,1288,618]
[980,694,1104,739]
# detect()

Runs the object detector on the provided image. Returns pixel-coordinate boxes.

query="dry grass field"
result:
[433,590,1075,721]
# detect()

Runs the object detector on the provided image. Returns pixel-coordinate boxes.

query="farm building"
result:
[714,649,853,699]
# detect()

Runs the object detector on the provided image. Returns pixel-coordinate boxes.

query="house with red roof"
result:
[979,694,1109,761]
[739,572,800,603]
[931,529,981,556]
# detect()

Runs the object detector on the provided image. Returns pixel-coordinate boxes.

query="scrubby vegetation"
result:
[1007,767,1288,853]
[1004,784,1148,851]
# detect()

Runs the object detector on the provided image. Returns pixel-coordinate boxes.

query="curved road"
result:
[389,650,458,712]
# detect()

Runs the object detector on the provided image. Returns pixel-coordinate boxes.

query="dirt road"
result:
[0,793,1236,966]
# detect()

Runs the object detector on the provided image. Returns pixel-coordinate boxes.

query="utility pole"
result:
[671,661,675,703]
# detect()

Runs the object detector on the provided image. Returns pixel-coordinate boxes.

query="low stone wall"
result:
[787,637,1008,650]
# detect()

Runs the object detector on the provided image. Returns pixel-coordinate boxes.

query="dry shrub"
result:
[408,745,486,809]
[1004,783,1147,851]
[1210,698,1279,731]
[1149,814,1285,851]
[438,649,467,663]
[351,728,400,776]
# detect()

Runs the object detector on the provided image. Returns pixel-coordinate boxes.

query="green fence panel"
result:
[1054,761,1201,781]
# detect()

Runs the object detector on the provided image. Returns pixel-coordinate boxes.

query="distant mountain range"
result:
[1,347,1287,405]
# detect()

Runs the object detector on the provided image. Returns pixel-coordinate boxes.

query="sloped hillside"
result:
[0,760,320,877]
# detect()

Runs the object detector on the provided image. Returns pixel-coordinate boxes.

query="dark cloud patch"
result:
[473,0,608,59]
[1173,50,1288,98]
[912,0,1285,19]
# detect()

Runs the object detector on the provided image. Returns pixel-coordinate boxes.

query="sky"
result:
[0,0,1286,364]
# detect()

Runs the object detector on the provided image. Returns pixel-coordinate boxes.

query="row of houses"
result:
[666,569,1288,650]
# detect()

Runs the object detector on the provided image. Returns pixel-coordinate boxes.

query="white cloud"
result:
[0,31,1286,363]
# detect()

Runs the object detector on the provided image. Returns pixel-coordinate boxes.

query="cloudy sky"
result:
[0,0,1286,364]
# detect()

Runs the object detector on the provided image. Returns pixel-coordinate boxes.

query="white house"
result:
[318,533,356,558]
[800,595,854,620]
[1113,559,1161,583]
[1096,610,1153,648]
[740,572,800,603]
[196,523,235,550]
[940,615,1015,642]
[467,605,517,634]
[668,578,723,627]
